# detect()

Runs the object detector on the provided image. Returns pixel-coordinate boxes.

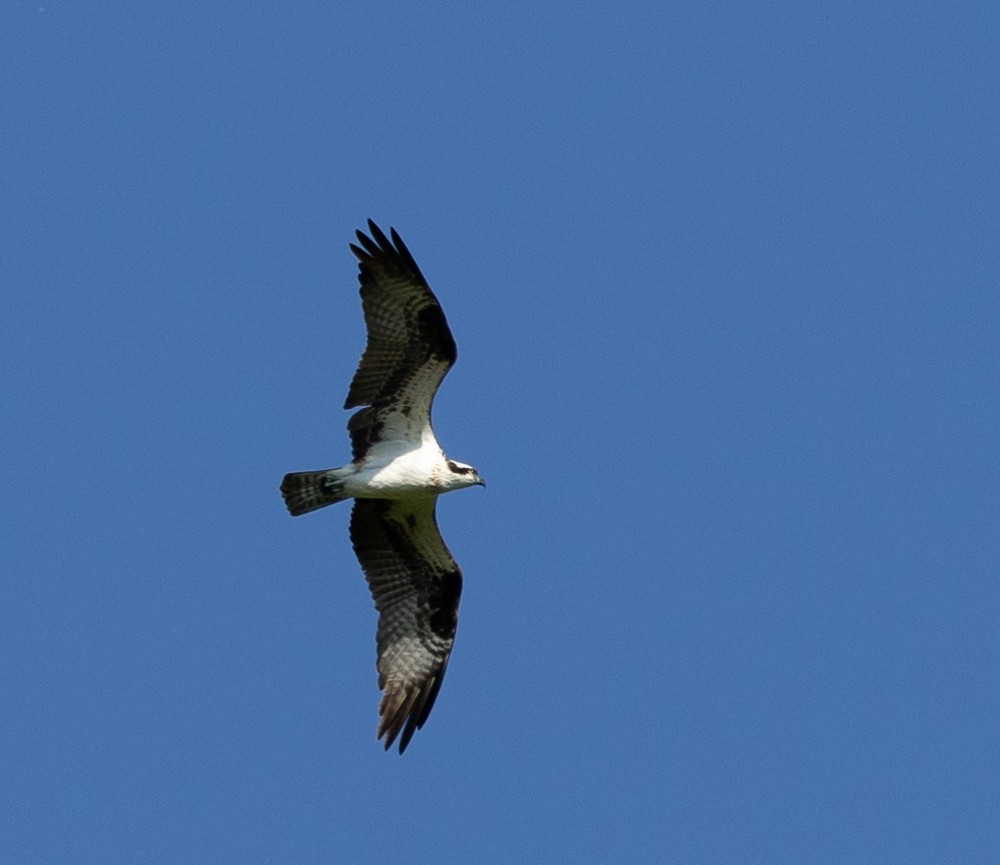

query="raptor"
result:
[281,221,483,753]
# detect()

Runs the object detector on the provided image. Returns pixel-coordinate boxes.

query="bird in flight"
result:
[281,221,483,753]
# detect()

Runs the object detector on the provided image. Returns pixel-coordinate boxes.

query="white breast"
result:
[345,444,447,498]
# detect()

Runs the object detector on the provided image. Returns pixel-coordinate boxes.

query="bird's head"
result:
[445,459,485,489]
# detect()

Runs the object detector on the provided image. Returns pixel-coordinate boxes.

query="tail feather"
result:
[280,470,349,516]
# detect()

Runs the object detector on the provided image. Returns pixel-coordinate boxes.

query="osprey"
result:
[280,221,483,754]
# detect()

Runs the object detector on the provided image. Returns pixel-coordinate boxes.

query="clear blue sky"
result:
[3,2,999,862]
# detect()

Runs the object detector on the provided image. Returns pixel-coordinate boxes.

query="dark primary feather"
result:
[345,221,458,459]
[349,497,462,753]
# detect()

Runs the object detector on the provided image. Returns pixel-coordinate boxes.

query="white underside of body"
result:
[337,437,456,498]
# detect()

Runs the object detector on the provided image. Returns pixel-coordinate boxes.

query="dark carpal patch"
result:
[373,504,463,643]
[417,304,457,364]
[428,569,462,639]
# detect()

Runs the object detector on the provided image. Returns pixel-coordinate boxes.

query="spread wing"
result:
[346,221,457,459]
[349,497,462,753]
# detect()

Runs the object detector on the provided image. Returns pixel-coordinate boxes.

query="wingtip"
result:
[352,220,396,261]
[379,727,413,755]
[374,668,449,754]
[350,219,430,290]
[366,219,392,250]
[379,720,416,755]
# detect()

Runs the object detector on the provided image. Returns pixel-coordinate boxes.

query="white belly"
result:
[344,447,444,498]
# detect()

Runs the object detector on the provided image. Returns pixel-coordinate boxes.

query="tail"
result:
[280,470,350,516]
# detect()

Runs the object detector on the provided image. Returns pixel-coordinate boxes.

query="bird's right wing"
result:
[345,221,457,459]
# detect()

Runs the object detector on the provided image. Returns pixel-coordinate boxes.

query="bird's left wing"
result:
[349,497,462,753]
